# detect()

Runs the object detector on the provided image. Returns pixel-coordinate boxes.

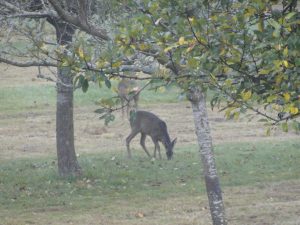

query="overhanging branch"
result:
[0,57,56,67]
[0,0,22,13]
[48,0,109,41]
[1,12,52,19]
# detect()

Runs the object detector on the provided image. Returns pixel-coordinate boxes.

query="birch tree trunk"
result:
[54,21,81,177]
[187,87,227,225]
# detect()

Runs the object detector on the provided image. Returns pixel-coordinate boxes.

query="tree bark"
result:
[187,87,227,225]
[55,21,81,177]
[0,0,82,177]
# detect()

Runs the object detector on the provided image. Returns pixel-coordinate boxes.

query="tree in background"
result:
[0,0,155,175]
[0,0,111,176]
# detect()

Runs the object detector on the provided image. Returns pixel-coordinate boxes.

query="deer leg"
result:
[156,143,162,160]
[121,98,125,120]
[126,100,130,118]
[151,138,157,158]
[140,133,151,158]
[151,138,161,159]
[126,130,139,159]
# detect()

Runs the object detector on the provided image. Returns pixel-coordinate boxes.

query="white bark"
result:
[188,87,227,225]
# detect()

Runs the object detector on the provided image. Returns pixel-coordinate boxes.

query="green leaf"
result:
[282,122,288,132]
[105,114,115,125]
[94,108,106,114]
[100,98,113,107]
[292,121,300,132]
[105,78,111,89]
[265,127,271,136]
[187,58,198,69]
[259,69,271,75]
[73,74,83,87]
[268,18,281,30]
[82,79,89,93]
[233,111,240,121]
[225,107,236,119]
[99,114,107,120]
[98,79,103,88]
[112,61,122,68]
[241,90,252,101]
[285,12,296,20]
[258,118,269,123]
[290,106,299,115]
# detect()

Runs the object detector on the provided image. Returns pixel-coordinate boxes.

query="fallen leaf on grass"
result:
[135,212,145,218]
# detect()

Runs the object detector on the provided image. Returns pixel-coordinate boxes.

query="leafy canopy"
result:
[99,0,300,130]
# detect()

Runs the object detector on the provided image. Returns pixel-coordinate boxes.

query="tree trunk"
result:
[55,22,81,177]
[187,87,227,225]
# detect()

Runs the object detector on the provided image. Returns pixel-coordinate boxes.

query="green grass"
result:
[0,83,182,114]
[0,140,299,215]
[1,78,299,222]
[214,140,300,186]
[0,85,56,114]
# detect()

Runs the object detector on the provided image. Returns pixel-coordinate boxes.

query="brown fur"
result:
[117,78,140,119]
[126,111,177,160]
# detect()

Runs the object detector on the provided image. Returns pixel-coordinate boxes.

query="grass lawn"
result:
[1,65,300,224]
[0,140,299,225]
[0,82,182,115]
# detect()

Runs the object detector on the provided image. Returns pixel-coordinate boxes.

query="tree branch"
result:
[48,0,110,41]
[0,57,56,67]
[83,62,159,77]
[209,74,281,123]
[1,12,52,19]
[0,0,22,13]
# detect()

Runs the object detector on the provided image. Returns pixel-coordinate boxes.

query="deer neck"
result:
[162,133,171,149]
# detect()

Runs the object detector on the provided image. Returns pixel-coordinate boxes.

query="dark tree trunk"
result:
[54,21,81,177]
[187,87,227,225]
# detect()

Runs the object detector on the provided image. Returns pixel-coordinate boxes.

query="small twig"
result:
[209,74,281,123]
[186,14,208,48]
[0,56,56,67]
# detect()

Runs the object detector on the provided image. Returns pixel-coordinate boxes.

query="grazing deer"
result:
[117,78,140,119]
[126,110,177,160]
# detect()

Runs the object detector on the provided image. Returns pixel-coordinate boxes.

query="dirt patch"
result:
[1,102,298,160]
[226,180,300,225]
[0,64,56,88]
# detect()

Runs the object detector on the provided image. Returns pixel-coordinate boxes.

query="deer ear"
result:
[172,138,177,146]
